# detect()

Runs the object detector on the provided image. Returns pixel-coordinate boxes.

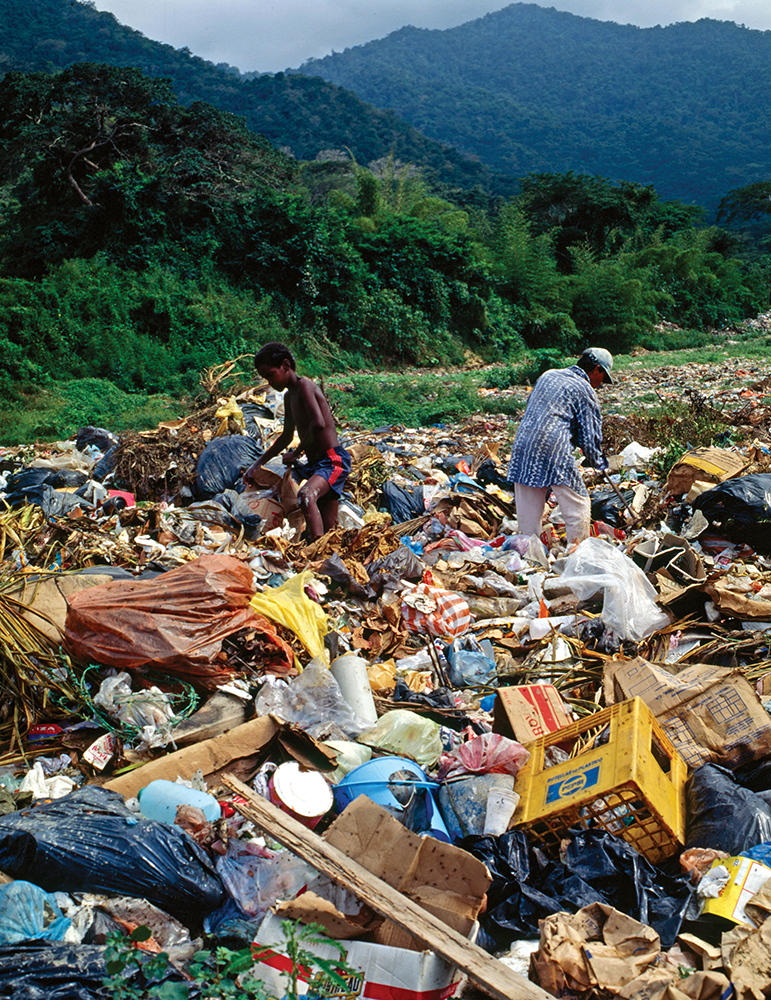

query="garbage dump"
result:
[8,355,771,997]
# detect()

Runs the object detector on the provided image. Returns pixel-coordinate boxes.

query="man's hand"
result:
[282,449,300,466]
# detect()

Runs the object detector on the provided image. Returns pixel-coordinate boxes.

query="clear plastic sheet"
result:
[559,536,670,642]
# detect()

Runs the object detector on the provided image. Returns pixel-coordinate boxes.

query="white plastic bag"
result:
[559,537,669,642]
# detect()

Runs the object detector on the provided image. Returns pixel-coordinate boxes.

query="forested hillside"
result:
[0,0,503,195]
[0,7,769,444]
[296,3,771,209]
[0,60,765,430]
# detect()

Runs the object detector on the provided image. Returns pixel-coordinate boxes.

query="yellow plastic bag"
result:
[249,571,329,663]
[214,396,246,437]
[367,659,396,693]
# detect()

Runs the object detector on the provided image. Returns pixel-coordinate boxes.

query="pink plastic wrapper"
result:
[437,731,530,780]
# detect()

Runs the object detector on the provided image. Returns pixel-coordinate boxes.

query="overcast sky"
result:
[91,0,771,74]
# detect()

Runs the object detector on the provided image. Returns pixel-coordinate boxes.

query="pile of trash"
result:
[7,367,771,999]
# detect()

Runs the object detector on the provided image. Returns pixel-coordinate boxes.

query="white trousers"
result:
[514,483,591,545]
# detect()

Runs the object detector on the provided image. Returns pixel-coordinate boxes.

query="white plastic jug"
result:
[137,779,221,825]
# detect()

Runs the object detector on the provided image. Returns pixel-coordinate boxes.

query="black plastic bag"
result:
[48,469,89,489]
[563,828,691,949]
[393,680,456,710]
[3,468,54,491]
[476,458,511,490]
[694,474,771,549]
[686,763,771,854]
[0,942,109,999]
[76,426,120,453]
[0,786,225,926]
[0,941,191,1000]
[318,552,372,598]
[195,436,263,499]
[210,490,264,538]
[2,483,92,518]
[590,487,636,527]
[367,545,424,581]
[241,402,276,439]
[380,480,424,523]
[461,827,691,949]
[92,445,117,482]
[460,831,591,944]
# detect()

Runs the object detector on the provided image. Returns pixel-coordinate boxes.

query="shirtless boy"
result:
[243,342,351,539]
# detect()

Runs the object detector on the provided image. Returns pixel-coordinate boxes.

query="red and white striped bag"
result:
[400,582,471,638]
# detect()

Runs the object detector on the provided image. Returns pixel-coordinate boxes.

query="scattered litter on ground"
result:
[6,360,771,997]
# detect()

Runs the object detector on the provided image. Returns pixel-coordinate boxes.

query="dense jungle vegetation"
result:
[0,59,769,448]
[0,0,508,197]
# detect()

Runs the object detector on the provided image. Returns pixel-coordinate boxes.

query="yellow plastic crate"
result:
[512,697,686,864]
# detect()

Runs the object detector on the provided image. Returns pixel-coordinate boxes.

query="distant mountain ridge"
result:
[0,0,508,195]
[294,3,771,208]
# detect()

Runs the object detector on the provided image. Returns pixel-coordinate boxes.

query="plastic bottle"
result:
[137,779,222,825]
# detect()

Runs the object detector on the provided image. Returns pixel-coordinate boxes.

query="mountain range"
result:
[4,1,771,210]
[295,4,771,209]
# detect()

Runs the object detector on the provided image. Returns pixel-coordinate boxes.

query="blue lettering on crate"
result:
[545,763,601,803]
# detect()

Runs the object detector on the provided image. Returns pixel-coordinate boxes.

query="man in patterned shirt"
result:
[507,348,613,550]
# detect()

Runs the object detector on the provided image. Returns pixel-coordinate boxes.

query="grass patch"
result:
[602,392,730,477]
[0,379,183,446]
[328,371,487,428]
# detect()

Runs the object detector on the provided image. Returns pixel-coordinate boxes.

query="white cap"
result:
[581,347,613,384]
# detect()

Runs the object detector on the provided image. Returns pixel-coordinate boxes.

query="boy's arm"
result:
[244,409,295,484]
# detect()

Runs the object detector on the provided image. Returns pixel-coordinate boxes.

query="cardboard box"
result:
[104,715,336,798]
[276,797,490,952]
[603,658,771,769]
[493,684,571,743]
[632,532,706,585]
[242,466,304,535]
[665,446,748,497]
[254,910,462,1000]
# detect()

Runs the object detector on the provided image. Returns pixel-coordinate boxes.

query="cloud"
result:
[93,0,771,74]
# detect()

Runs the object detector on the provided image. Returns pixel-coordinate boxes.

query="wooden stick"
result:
[222,773,553,1000]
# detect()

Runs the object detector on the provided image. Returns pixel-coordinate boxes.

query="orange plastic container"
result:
[512,697,686,864]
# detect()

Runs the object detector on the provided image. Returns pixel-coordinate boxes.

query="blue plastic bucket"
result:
[333,755,450,841]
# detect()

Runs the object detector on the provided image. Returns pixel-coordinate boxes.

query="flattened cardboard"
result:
[603,657,771,769]
[531,903,660,997]
[276,891,381,940]
[9,574,108,642]
[105,715,336,798]
[321,796,490,951]
[665,446,748,497]
[705,581,771,621]
[493,685,571,743]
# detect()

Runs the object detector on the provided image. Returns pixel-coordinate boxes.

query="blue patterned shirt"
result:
[506,365,607,496]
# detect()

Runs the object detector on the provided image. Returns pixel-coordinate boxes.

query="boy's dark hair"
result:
[255,342,296,370]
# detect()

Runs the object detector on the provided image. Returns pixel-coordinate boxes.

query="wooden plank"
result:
[223,773,553,1000]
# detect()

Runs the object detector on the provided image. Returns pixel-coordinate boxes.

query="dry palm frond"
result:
[199,355,256,399]
[0,578,79,757]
